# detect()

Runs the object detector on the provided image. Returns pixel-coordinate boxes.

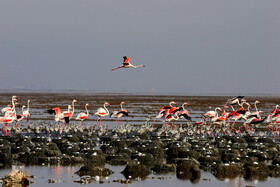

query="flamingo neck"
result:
[182,103,186,110]
[247,103,251,113]
[254,101,259,112]
[27,100,30,112]
[120,103,124,110]
[72,100,76,114]
[12,99,16,116]
[85,105,89,116]
[104,103,109,114]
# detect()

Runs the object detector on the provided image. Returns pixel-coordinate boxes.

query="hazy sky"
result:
[0,1,279,95]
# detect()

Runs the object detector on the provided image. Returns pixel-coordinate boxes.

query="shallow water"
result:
[1,92,280,186]
[1,165,280,187]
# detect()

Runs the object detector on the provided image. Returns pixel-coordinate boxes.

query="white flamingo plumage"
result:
[95,102,110,126]
[76,103,89,126]
[111,101,129,127]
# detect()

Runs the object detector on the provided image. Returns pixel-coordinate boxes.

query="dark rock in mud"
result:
[118,148,133,157]
[257,137,275,145]
[241,156,258,164]
[76,166,114,177]
[133,153,155,167]
[176,161,201,183]
[198,155,221,164]
[232,143,248,149]
[151,163,176,174]
[60,155,84,165]
[110,140,127,149]
[121,164,151,179]
[229,137,246,144]
[0,145,12,164]
[268,165,280,178]
[244,162,270,181]
[272,157,280,165]
[84,152,106,166]
[244,136,258,143]
[221,149,241,162]
[212,164,241,179]
[100,145,118,154]
[65,135,80,142]
[107,153,131,165]
[100,136,113,142]
[166,146,190,161]
[247,151,269,162]
[146,146,165,160]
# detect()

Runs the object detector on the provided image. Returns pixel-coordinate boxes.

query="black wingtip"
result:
[47,110,55,114]
[64,117,70,123]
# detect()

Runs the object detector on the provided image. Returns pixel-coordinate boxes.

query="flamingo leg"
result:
[212,125,216,137]
[96,117,101,127]
[111,66,122,71]
[117,118,120,126]
[114,119,117,128]
[152,119,156,126]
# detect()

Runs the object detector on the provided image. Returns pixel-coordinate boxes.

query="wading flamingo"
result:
[95,102,110,126]
[76,104,89,126]
[111,101,129,127]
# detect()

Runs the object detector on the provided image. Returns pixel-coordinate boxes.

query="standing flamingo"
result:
[153,101,177,125]
[111,56,145,71]
[203,107,222,126]
[178,102,192,121]
[21,100,30,128]
[95,102,110,126]
[76,104,89,126]
[1,96,18,113]
[111,101,129,127]
[15,105,26,128]
[1,98,18,135]
[63,100,77,121]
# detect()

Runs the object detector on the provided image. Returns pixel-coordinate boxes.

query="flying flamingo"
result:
[111,56,145,71]
[95,102,110,126]
[111,101,129,127]
[226,96,245,106]
[76,103,89,126]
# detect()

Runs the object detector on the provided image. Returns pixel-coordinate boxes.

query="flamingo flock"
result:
[1,95,280,139]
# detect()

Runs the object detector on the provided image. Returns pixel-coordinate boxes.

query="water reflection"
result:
[0,165,280,187]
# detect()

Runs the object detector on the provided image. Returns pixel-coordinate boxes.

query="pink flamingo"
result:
[178,102,192,121]
[76,103,89,126]
[111,56,145,71]
[95,102,110,126]
[153,101,176,125]
[111,101,129,127]
[15,105,26,128]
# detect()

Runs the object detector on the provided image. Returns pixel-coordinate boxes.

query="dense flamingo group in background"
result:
[1,95,280,139]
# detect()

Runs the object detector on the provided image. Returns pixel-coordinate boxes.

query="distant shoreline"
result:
[0,89,279,97]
